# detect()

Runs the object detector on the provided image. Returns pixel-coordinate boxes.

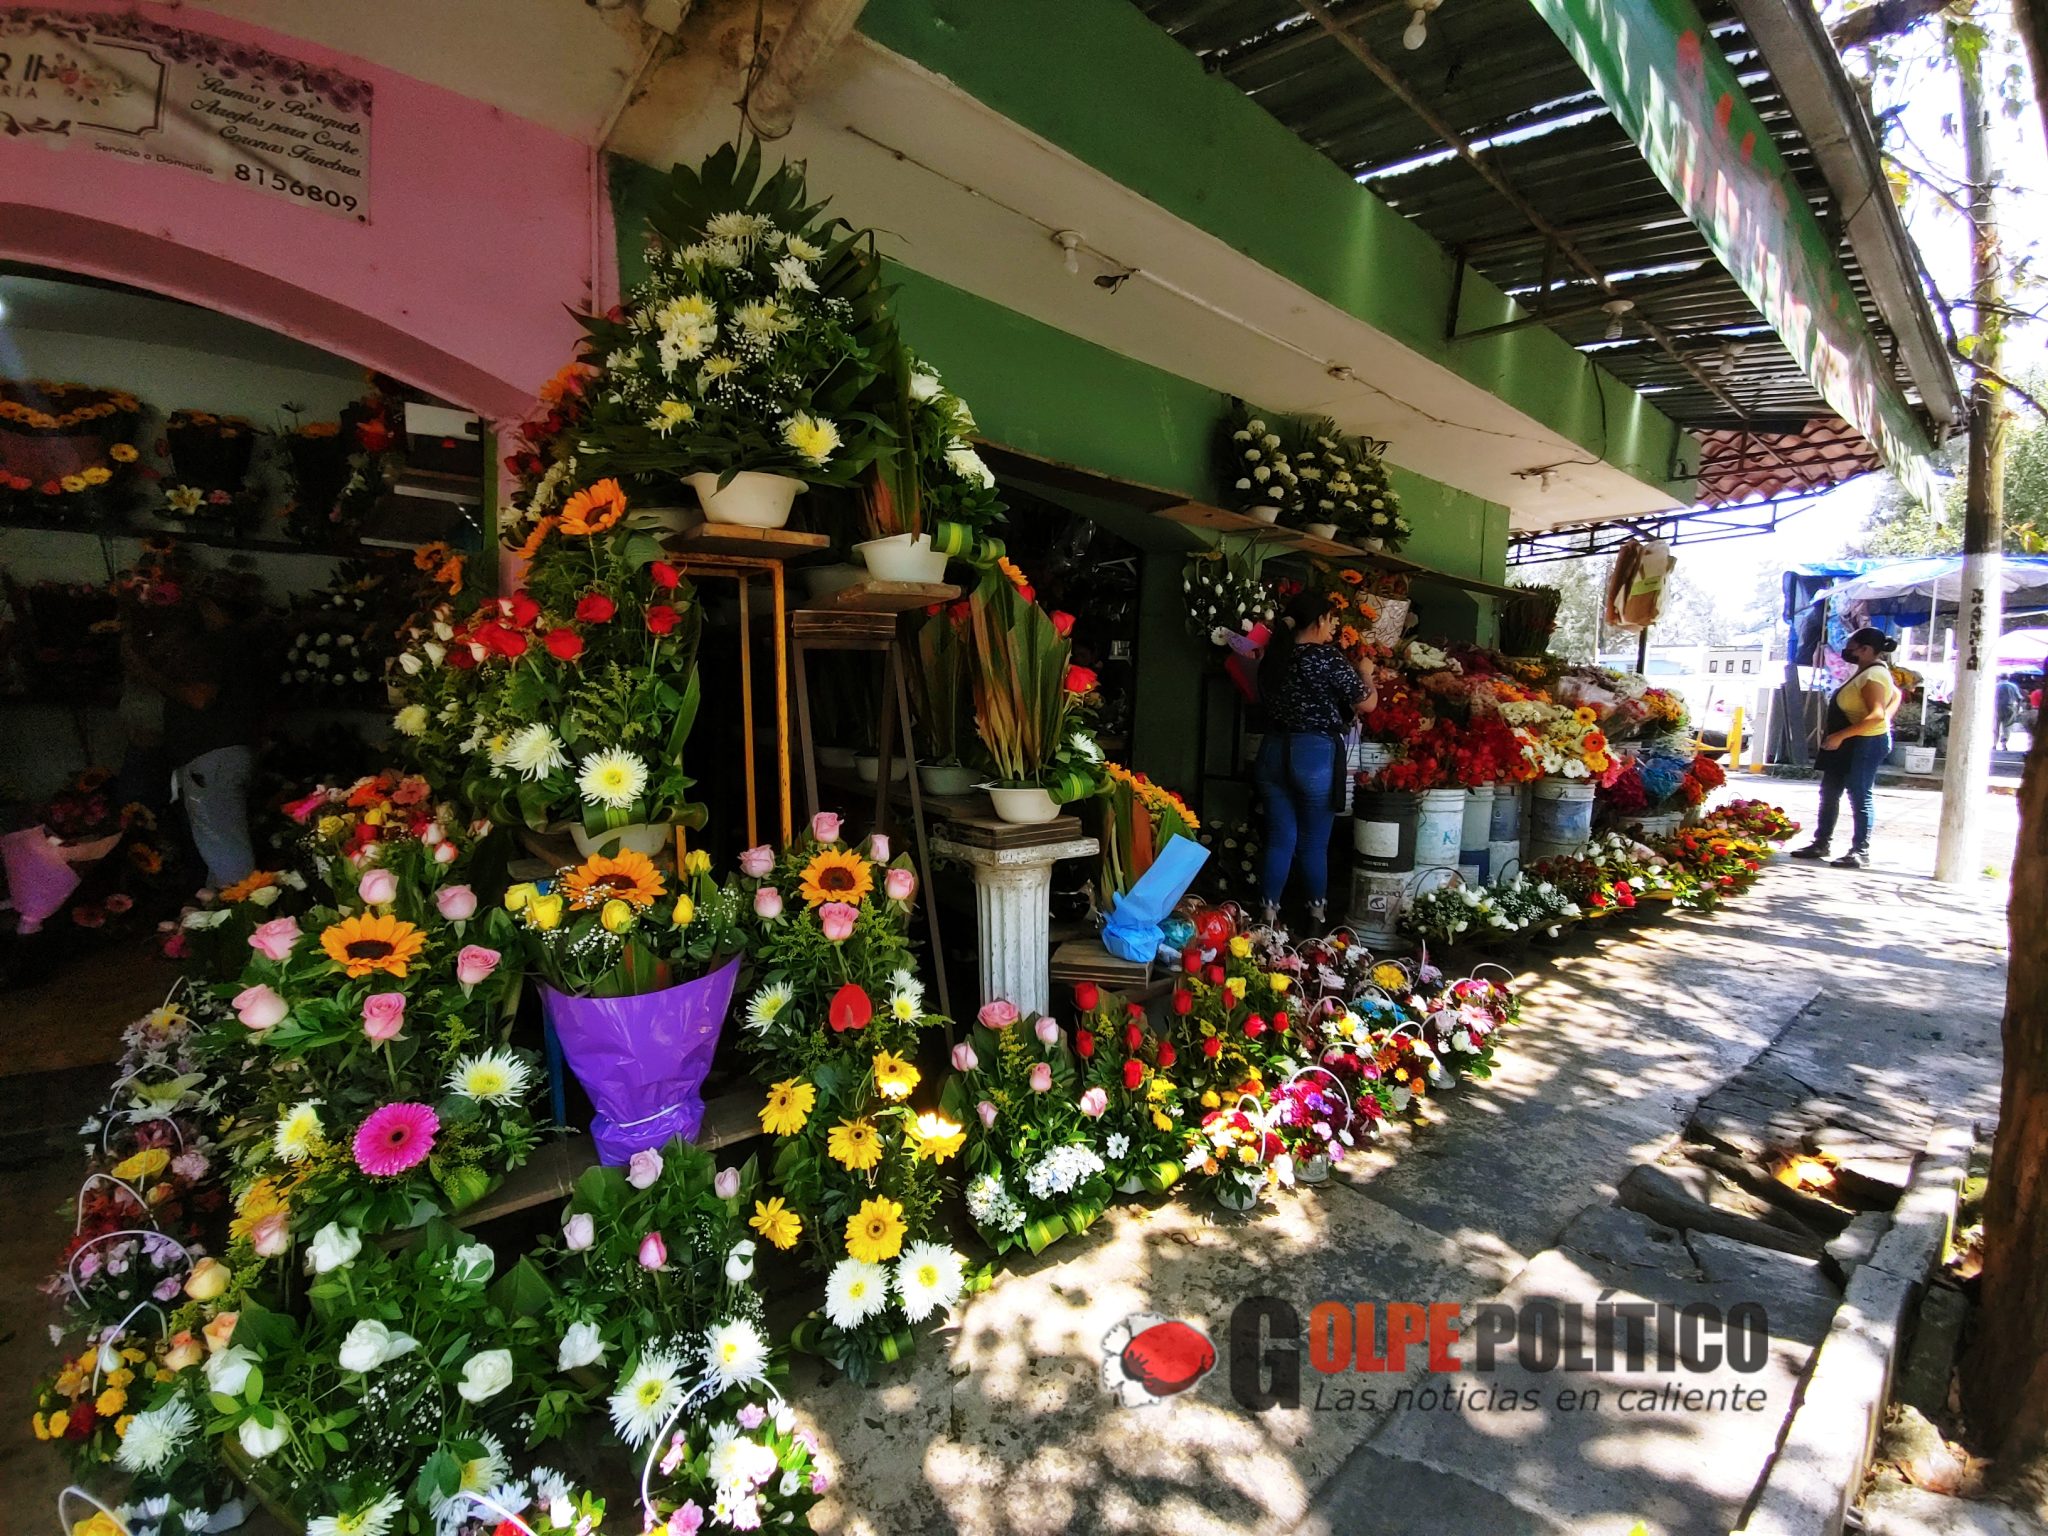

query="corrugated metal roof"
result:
[1132,0,1920,438]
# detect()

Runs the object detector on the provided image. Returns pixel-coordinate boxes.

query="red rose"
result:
[828,983,872,1032]
[649,560,681,589]
[1125,1022,1143,1051]
[1064,664,1098,695]
[447,646,477,671]
[576,592,616,624]
[1018,585,1036,603]
[545,628,584,661]
[1123,1059,1145,1090]
[1172,989,1193,1015]
[1073,981,1099,1011]
[1205,964,1225,986]
[1051,611,1075,637]
[1202,1036,1222,1059]
[1245,1016,1267,1039]
[1273,1012,1289,1033]
[1076,1028,1095,1059]
[646,604,680,635]
[508,592,541,627]
[1126,1002,1146,1019]
[1182,950,1201,975]
[1157,1041,1177,1069]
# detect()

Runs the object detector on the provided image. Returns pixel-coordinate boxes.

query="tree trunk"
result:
[1963,732,2048,1503]
[2016,0,2048,149]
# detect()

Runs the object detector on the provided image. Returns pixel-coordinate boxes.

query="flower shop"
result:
[7,128,1821,1536]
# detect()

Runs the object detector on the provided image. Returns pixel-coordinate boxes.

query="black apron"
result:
[1815,665,1880,770]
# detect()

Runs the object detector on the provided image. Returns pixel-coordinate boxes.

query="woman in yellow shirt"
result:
[1792,627,1901,869]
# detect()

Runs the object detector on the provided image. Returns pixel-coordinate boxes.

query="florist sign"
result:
[0,7,370,220]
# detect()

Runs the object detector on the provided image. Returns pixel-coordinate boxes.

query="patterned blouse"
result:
[1266,643,1364,735]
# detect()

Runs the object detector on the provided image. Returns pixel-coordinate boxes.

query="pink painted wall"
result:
[0,1,611,424]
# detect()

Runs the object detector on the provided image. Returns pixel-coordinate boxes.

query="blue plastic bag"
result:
[1101,834,1211,963]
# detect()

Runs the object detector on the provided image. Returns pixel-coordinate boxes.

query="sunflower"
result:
[559,479,628,536]
[826,1117,883,1173]
[218,870,279,903]
[871,1050,920,1101]
[907,1112,965,1164]
[749,1197,803,1250]
[560,850,666,910]
[511,514,558,561]
[797,847,873,907]
[759,1077,816,1137]
[844,1196,907,1265]
[320,912,427,979]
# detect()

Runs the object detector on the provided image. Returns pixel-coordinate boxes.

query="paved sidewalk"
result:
[800,787,2012,1536]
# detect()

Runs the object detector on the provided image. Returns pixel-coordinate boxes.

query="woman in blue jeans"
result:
[1255,590,1377,928]
[1793,627,1900,869]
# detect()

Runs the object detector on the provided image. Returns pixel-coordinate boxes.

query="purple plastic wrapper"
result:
[539,955,742,1165]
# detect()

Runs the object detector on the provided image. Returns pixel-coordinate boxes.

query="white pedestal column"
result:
[931,834,1097,1017]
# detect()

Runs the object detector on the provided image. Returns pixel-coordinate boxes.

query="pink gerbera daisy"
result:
[353,1101,439,1177]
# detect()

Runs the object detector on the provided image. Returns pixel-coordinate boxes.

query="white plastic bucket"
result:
[1346,866,1409,948]
[854,532,950,583]
[687,470,802,528]
[1458,787,1492,882]
[1634,810,1683,839]
[1894,744,1936,774]
[1527,777,1595,861]
[1489,784,1522,880]
[1414,788,1467,873]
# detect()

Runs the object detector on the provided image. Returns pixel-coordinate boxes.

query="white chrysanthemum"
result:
[707,1420,780,1494]
[447,1048,532,1106]
[392,705,429,738]
[274,1100,323,1164]
[306,1491,402,1536]
[945,445,995,489]
[772,255,818,292]
[745,982,794,1034]
[609,1349,685,1448]
[429,1431,509,1528]
[823,1257,890,1330]
[886,968,924,1023]
[502,723,568,782]
[785,234,825,262]
[703,1318,770,1392]
[115,1396,197,1474]
[893,1241,965,1324]
[705,211,772,244]
[576,748,649,810]
[781,412,841,467]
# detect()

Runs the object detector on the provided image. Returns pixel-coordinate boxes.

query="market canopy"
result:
[1822,556,2048,617]
[1998,630,2048,668]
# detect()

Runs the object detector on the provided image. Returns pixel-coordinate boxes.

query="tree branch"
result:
[1831,0,1959,51]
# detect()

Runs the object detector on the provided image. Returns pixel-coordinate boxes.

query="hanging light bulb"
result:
[1054,230,1083,276]
[1601,298,1635,341]
[1404,0,1443,50]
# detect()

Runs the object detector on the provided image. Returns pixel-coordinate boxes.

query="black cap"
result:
[1844,626,1898,655]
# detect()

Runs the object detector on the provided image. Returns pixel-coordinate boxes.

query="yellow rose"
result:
[682,850,711,877]
[1229,935,1252,959]
[529,893,565,931]
[600,899,635,934]
[503,882,537,912]
[671,894,696,926]
[1268,973,1291,994]
[1200,1090,1220,1109]
[184,1256,231,1302]
[202,1312,239,1354]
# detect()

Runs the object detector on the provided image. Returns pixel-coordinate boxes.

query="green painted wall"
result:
[858,0,1697,500]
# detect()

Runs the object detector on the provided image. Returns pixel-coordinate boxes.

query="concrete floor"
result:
[2,777,2019,1534]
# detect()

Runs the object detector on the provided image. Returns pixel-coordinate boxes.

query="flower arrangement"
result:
[1097,761,1201,899]
[508,847,744,998]
[943,999,1116,1254]
[160,408,261,526]
[909,602,971,770]
[1401,879,1510,948]
[0,378,147,523]
[1064,982,1189,1194]
[858,350,1001,543]
[1219,404,1302,520]
[1182,545,1277,651]
[962,562,1104,799]
[1680,749,1727,805]
[1703,799,1799,842]
[1183,1099,1287,1207]
[1291,424,1409,548]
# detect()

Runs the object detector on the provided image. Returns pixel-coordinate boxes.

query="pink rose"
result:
[455,946,500,988]
[978,999,1020,1030]
[421,822,446,846]
[432,840,458,866]
[247,916,301,962]
[738,845,775,878]
[233,984,287,1032]
[819,902,858,942]
[1035,1016,1061,1046]
[951,1042,979,1072]
[976,1100,998,1129]
[1028,1062,1053,1093]
[885,867,917,902]
[714,1167,740,1200]
[563,1212,594,1251]
[810,811,841,843]
[361,992,406,1043]
[754,887,784,920]
[357,868,399,906]
[436,884,477,921]
[249,1212,290,1258]
[1078,1087,1108,1118]
[627,1148,664,1189]
[868,833,891,863]
[638,1231,668,1270]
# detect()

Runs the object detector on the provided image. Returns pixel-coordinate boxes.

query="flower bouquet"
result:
[1219,404,1302,523]
[0,378,146,524]
[1294,425,1410,549]
[1068,982,1189,1195]
[507,847,746,1163]
[909,602,974,787]
[1703,799,1799,842]
[278,418,353,544]
[855,349,1000,576]
[943,1000,1116,1254]
[962,562,1104,817]
[1265,1068,1360,1183]
[1184,1099,1286,1210]
[160,409,261,529]
[1097,762,1201,900]
[1182,545,1277,653]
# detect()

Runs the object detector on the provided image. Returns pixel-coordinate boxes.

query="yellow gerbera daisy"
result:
[749,1197,803,1250]
[907,1112,965,1164]
[843,1196,906,1265]
[758,1077,817,1138]
[230,1176,290,1241]
[826,1117,883,1173]
[560,850,666,910]
[796,847,874,907]
[320,911,427,979]
[871,1050,920,1101]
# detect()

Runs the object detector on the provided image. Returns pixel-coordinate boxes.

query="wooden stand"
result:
[788,602,958,1018]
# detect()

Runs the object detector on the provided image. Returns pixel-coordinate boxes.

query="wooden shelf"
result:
[815,763,989,823]
[665,522,832,561]
[811,578,959,613]
[1156,500,1523,600]
[933,812,1088,850]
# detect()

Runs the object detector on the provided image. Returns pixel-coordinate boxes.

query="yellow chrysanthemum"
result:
[759,1077,817,1138]
[749,1197,803,1250]
[843,1196,906,1264]
[826,1117,883,1173]
[871,1050,920,1101]
[796,847,873,908]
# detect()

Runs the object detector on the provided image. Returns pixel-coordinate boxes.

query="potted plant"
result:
[910,604,978,796]
[563,142,894,529]
[961,563,1104,824]
[854,351,1000,582]
[1219,400,1302,524]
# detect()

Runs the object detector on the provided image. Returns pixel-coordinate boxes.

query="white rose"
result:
[237,1417,289,1459]
[557,1321,606,1372]
[455,1348,515,1404]
[337,1319,417,1374]
[305,1223,362,1275]
[447,1241,495,1285]
[725,1239,756,1283]
[248,885,282,908]
[909,371,942,402]
[204,1347,257,1396]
